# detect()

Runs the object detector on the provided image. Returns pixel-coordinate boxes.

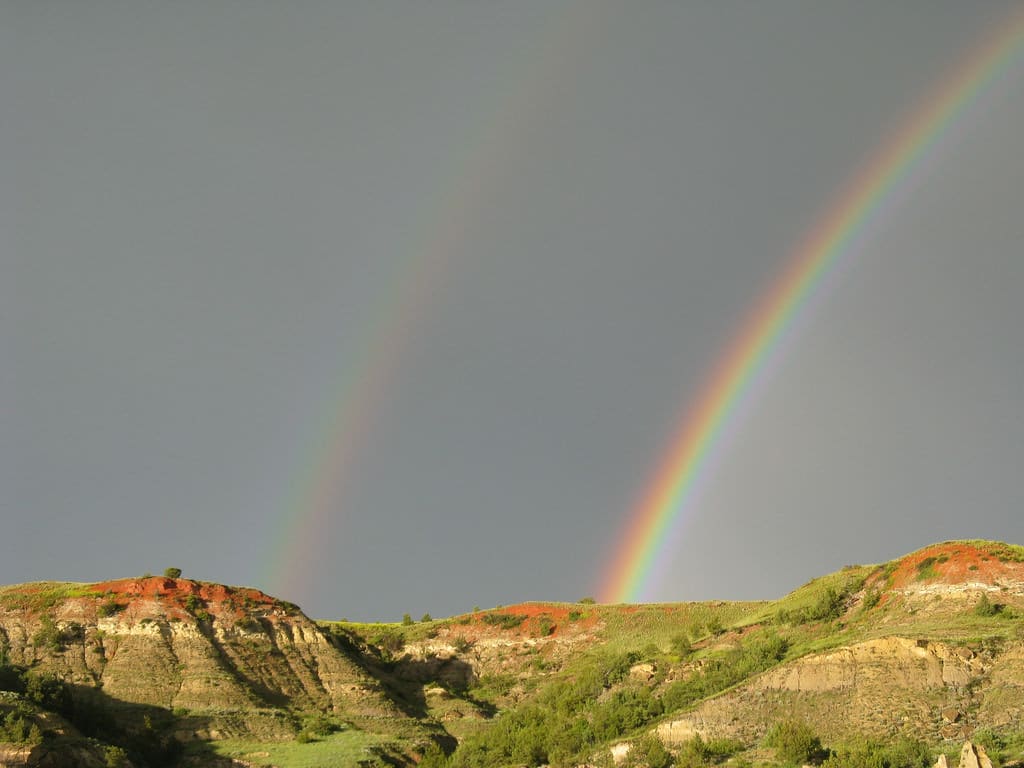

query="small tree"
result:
[766,719,825,766]
[402,613,414,626]
[670,633,692,658]
[975,593,999,617]
[626,734,673,768]
[421,613,433,623]
[163,567,182,579]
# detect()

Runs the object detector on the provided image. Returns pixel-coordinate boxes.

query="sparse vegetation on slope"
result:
[3,540,1024,767]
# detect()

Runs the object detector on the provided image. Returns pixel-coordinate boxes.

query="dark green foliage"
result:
[24,671,73,716]
[419,742,452,768]
[104,745,129,768]
[448,652,665,767]
[674,734,744,767]
[591,687,663,741]
[765,719,825,766]
[421,613,433,623]
[822,736,931,768]
[183,594,203,613]
[626,734,674,768]
[777,585,850,625]
[662,631,788,712]
[97,598,123,617]
[579,597,596,604]
[0,704,42,744]
[470,673,516,702]
[670,633,692,657]
[296,712,341,742]
[479,612,526,630]
[369,629,406,663]
[861,589,881,612]
[916,557,939,581]
[163,567,182,579]
[537,616,555,637]
[971,729,1024,766]
[402,613,414,626]
[975,593,1000,617]
[236,615,262,632]
[182,594,211,623]
[31,614,66,652]
[451,636,473,653]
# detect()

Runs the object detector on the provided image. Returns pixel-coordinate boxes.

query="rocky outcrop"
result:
[655,637,997,745]
[954,741,993,768]
[0,579,417,742]
[759,637,983,692]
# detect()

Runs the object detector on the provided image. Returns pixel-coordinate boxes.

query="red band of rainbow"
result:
[600,9,1024,604]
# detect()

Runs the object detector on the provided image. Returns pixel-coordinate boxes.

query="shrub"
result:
[915,557,938,580]
[591,687,663,740]
[104,745,129,768]
[371,630,405,663]
[975,593,1000,617]
[626,734,674,768]
[480,613,526,630]
[822,736,931,768]
[97,599,123,618]
[402,613,414,626]
[24,672,72,716]
[184,595,203,613]
[31,615,65,653]
[765,719,824,766]
[421,613,433,623]
[670,633,692,657]
[0,707,42,744]
[419,742,451,768]
[163,567,182,579]
[662,630,788,712]
[451,636,473,653]
[674,734,743,767]
[579,597,596,604]
[861,589,881,611]
[302,712,341,737]
[236,616,262,632]
[537,617,555,637]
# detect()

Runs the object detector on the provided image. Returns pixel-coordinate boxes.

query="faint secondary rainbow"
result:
[601,9,1024,604]
[264,1,613,607]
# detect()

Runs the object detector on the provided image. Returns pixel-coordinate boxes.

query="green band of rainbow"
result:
[601,9,1024,604]
[263,2,612,605]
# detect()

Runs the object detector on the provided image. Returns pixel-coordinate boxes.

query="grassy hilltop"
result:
[3,541,1024,767]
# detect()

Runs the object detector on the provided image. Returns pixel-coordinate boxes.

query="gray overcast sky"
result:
[4,1,1023,621]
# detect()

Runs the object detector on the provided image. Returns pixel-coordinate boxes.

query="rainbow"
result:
[265,1,613,606]
[600,9,1024,604]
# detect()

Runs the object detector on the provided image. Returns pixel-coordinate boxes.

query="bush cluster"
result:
[822,735,931,768]
[776,586,850,626]
[662,631,788,712]
[0,705,42,744]
[447,651,660,767]
[765,719,825,766]
[479,613,526,630]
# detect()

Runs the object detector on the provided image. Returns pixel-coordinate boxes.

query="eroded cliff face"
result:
[0,578,412,741]
[653,635,1024,747]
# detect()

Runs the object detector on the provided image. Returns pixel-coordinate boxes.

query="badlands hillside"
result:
[2,540,1024,767]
